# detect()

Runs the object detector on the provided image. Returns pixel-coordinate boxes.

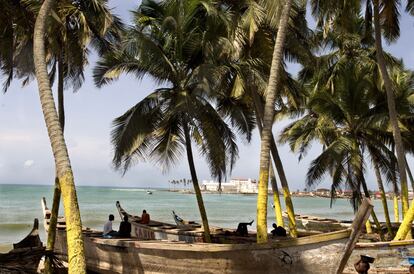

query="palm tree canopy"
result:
[280,16,414,208]
[94,0,243,183]
[0,0,124,92]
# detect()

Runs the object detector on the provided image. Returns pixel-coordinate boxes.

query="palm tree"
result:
[243,0,297,243]
[281,60,401,238]
[23,1,123,269]
[93,0,243,242]
[33,0,86,272]
[281,14,414,237]
[371,0,409,222]
[309,0,414,241]
[215,0,313,239]
[0,2,123,267]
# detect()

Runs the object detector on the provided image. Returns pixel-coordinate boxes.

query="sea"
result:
[0,184,397,252]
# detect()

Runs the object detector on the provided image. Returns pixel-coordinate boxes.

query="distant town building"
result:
[201,178,258,193]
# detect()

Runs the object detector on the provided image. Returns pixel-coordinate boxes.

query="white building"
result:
[201,180,237,192]
[232,178,258,193]
[201,178,257,193]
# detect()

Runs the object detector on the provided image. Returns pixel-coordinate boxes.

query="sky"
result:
[0,1,413,190]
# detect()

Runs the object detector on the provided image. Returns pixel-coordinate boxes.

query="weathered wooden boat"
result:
[0,218,45,273]
[343,239,414,273]
[42,197,372,273]
[284,212,404,235]
[116,201,211,243]
[116,201,306,243]
[282,212,352,233]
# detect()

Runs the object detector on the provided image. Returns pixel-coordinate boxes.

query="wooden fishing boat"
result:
[286,212,405,236]
[0,218,45,273]
[42,197,372,273]
[117,201,310,243]
[282,212,352,233]
[116,201,216,243]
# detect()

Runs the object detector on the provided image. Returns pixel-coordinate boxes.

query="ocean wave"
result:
[111,188,153,192]
[0,223,34,231]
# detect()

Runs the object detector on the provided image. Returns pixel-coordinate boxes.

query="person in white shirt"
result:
[103,214,116,236]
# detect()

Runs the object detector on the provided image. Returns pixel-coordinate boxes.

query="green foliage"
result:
[0,0,123,92]
[95,0,243,183]
[281,16,414,209]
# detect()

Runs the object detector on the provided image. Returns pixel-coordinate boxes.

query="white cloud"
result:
[24,160,34,168]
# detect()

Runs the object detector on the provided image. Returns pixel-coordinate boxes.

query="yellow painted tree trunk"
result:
[251,89,297,237]
[269,164,284,227]
[394,201,414,240]
[271,140,297,237]
[33,0,86,272]
[394,195,400,222]
[45,53,64,273]
[256,0,293,243]
[252,92,292,230]
[365,220,373,234]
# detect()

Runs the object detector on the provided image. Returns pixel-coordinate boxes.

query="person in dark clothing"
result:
[141,210,150,224]
[236,220,254,236]
[118,215,131,237]
[271,223,287,237]
[354,259,370,274]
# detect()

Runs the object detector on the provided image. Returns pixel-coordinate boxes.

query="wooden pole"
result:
[336,198,374,274]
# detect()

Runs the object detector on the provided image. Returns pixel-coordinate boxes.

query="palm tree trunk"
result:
[392,146,400,222]
[373,0,409,217]
[269,134,297,237]
[269,164,284,227]
[365,219,373,234]
[33,1,86,273]
[394,194,400,222]
[44,55,64,273]
[44,180,61,273]
[183,122,211,243]
[374,162,393,236]
[405,156,414,192]
[361,173,385,240]
[256,0,293,243]
[252,91,297,237]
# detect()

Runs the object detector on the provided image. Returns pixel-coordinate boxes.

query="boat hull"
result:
[0,219,44,273]
[53,229,350,274]
[130,221,205,243]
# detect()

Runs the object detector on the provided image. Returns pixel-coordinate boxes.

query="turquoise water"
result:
[0,184,397,248]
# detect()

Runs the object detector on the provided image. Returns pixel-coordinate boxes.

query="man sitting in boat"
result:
[103,214,117,237]
[271,223,287,237]
[118,215,131,237]
[235,220,254,236]
[141,210,150,224]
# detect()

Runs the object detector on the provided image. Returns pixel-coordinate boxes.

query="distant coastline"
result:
[168,188,400,200]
